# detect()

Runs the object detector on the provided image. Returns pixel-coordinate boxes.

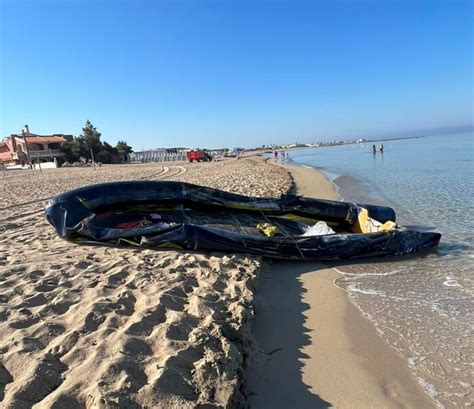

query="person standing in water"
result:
[380,144,384,153]
[373,144,377,155]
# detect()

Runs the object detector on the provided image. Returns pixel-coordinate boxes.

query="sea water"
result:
[289,132,473,408]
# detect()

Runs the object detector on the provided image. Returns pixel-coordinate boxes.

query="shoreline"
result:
[247,162,434,408]
[0,157,439,407]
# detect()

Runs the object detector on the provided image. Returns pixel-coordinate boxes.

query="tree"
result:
[78,120,102,158]
[95,149,114,164]
[98,142,120,164]
[60,120,134,164]
[71,136,87,159]
[60,140,78,162]
[115,141,133,162]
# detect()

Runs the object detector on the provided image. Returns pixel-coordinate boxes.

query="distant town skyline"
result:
[3,123,472,151]
[1,1,472,149]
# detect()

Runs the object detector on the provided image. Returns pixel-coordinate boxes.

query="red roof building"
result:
[0,131,73,165]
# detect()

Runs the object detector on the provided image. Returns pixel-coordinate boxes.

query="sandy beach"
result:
[1,157,433,408]
[246,164,434,409]
[0,158,290,408]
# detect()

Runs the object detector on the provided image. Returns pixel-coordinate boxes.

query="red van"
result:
[186,150,212,162]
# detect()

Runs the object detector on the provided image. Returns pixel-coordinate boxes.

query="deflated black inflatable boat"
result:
[45,181,441,260]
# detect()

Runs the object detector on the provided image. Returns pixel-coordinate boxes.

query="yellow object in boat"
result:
[256,222,279,237]
[351,207,369,233]
[381,221,397,231]
[351,207,396,234]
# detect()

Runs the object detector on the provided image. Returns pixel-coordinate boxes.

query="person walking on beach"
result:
[380,144,384,153]
[373,144,377,155]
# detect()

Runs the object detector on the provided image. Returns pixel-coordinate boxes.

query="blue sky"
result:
[1,0,472,148]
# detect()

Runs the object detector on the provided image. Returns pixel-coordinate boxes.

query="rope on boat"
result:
[259,209,305,259]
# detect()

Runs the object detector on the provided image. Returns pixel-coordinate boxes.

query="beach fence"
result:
[130,148,188,163]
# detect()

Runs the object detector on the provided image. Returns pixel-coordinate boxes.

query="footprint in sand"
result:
[0,307,10,321]
[22,293,48,307]
[19,337,43,353]
[87,280,100,288]
[181,276,199,294]
[19,324,66,353]
[4,353,68,407]
[57,331,80,354]
[109,291,136,316]
[121,337,153,357]
[106,267,130,288]
[48,300,74,316]
[42,393,83,409]
[34,279,58,293]
[9,311,40,329]
[159,287,188,312]
[9,266,27,274]
[0,363,13,401]
[157,258,173,269]
[165,317,199,341]
[28,269,45,281]
[92,339,151,405]
[74,260,91,270]
[84,311,107,332]
[57,279,73,289]
[49,264,63,271]
[152,347,203,401]
[126,305,166,336]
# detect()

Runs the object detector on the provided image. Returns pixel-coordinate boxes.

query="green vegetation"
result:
[60,120,133,163]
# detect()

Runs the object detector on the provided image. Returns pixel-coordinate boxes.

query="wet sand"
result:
[246,164,434,408]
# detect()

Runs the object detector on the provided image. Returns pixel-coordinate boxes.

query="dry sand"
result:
[0,158,291,408]
[246,164,434,408]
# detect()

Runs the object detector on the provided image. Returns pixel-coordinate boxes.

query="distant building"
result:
[0,126,73,166]
[131,148,188,163]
